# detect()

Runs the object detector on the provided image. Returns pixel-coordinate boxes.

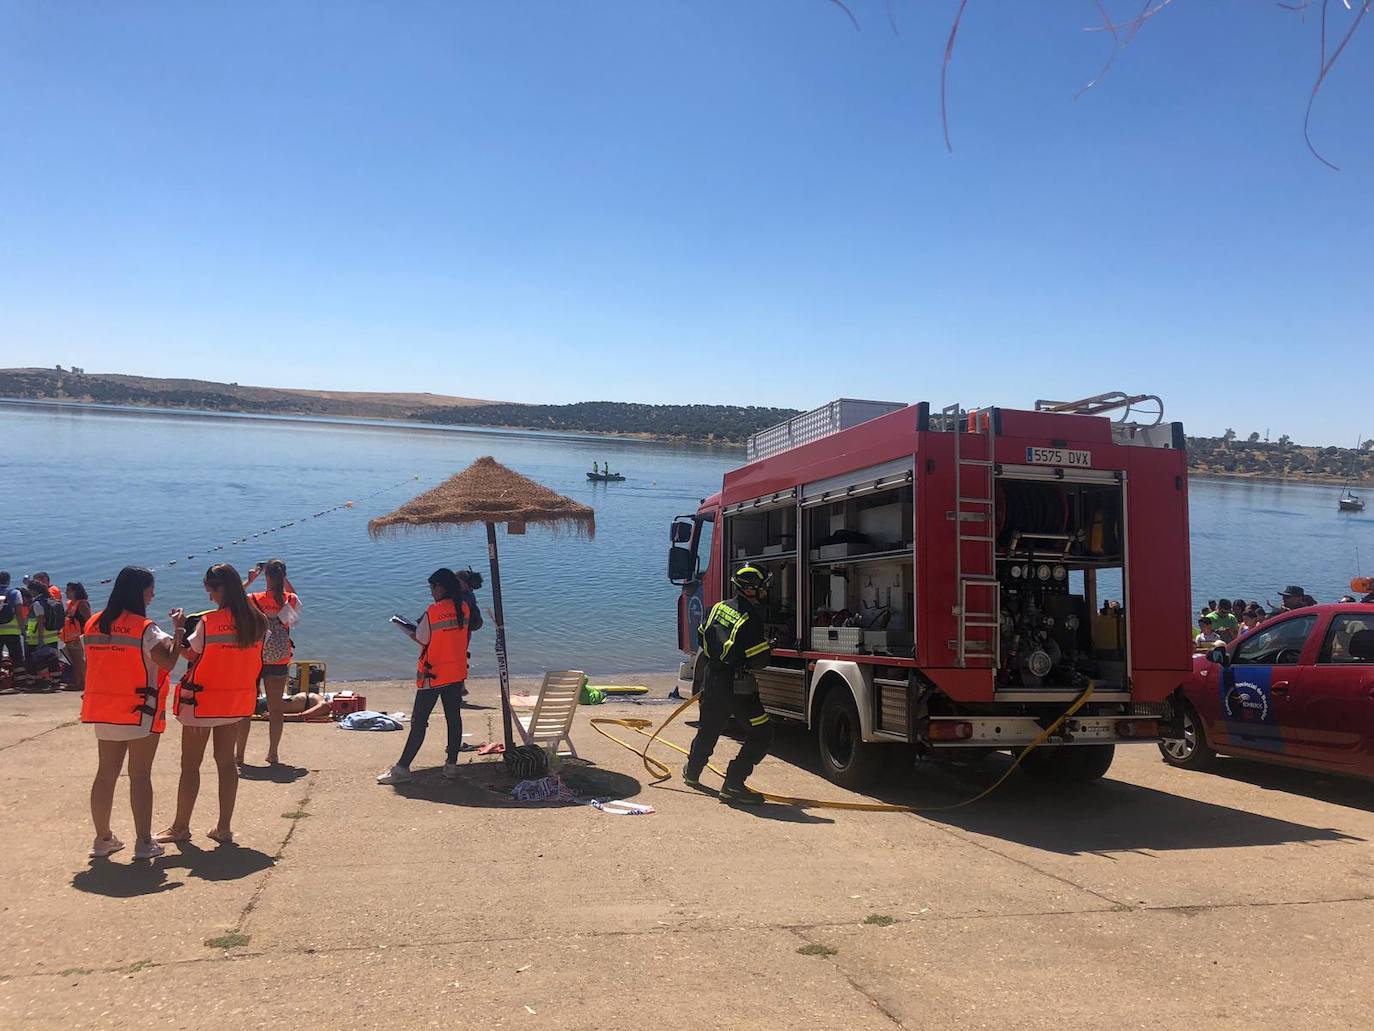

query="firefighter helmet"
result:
[731,565,770,593]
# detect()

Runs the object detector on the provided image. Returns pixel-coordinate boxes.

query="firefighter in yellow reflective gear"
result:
[684,565,774,805]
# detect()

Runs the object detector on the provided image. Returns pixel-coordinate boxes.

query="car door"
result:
[1214,613,1319,759]
[1294,613,1374,772]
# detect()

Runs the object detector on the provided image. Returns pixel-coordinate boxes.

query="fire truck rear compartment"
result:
[990,477,1127,695]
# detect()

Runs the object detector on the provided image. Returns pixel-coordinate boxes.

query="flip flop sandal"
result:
[154,829,192,844]
[207,829,234,845]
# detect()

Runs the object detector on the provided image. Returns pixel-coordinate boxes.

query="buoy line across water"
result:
[98,474,423,583]
[589,683,1096,813]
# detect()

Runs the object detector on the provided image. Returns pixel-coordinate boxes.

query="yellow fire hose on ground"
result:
[589,683,1096,813]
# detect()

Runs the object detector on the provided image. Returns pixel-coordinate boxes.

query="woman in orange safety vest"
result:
[81,566,185,860]
[236,558,302,767]
[377,568,471,786]
[156,563,265,847]
[62,581,92,694]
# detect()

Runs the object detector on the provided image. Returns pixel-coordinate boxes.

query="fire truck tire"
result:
[1020,744,1115,782]
[1157,701,1215,770]
[817,688,884,790]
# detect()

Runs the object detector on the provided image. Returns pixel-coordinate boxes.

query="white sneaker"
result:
[442,762,459,779]
[133,839,166,861]
[89,834,125,859]
[377,765,412,785]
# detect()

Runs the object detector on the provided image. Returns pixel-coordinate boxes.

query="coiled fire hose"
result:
[589,682,1096,812]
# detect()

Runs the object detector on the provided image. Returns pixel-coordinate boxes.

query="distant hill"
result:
[0,368,488,420]
[420,401,803,444]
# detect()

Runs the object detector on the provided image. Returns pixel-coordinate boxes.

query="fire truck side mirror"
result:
[670,521,693,545]
[668,546,698,585]
[1207,646,1231,668]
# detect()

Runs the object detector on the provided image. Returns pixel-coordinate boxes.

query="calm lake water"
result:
[4,402,1371,679]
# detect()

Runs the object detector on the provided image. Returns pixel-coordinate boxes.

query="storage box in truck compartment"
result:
[811,627,864,653]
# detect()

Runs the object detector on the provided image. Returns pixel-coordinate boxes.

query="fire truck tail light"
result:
[929,721,974,741]
[1116,719,1159,740]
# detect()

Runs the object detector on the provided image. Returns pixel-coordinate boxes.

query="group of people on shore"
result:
[1193,584,1374,649]
[0,571,92,692]
[76,560,302,860]
[45,553,484,862]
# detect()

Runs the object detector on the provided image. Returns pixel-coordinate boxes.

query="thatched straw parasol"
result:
[369,456,595,760]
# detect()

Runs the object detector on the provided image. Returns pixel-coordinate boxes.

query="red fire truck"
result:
[668,393,1192,787]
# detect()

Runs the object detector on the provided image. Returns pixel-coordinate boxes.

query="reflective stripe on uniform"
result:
[85,633,144,648]
[744,641,770,658]
[204,633,241,644]
[430,618,463,630]
[749,714,770,726]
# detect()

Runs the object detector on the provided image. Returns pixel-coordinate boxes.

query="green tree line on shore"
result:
[418,401,801,444]
[1188,432,1373,483]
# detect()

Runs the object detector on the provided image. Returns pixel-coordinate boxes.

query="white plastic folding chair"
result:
[515,670,585,765]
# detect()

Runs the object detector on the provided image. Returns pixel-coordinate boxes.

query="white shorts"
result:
[94,709,157,742]
[175,709,244,729]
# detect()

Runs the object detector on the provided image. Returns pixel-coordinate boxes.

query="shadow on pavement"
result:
[766,726,1360,855]
[158,841,276,881]
[1190,756,1374,813]
[72,861,184,898]
[391,760,643,809]
[238,763,309,784]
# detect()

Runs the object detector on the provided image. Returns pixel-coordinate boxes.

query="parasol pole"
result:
[486,521,517,753]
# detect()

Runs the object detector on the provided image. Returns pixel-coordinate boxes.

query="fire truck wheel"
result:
[1157,701,1215,770]
[1020,744,1115,782]
[817,688,883,790]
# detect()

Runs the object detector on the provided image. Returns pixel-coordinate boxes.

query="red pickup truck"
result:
[1160,603,1374,777]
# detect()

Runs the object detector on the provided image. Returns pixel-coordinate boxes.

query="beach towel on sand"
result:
[337,710,404,731]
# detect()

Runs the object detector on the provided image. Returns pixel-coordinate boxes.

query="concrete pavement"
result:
[2,673,1372,1029]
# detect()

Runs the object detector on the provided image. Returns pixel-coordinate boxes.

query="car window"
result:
[1234,615,1317,666]
[1319,615,1374,664]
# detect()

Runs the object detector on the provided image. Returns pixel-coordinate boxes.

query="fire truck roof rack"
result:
[746,398,907,463]
[1035,391,1165,426]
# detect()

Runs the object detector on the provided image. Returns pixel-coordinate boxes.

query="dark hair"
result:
[1217,599,1232,611]
[1199,615,1213,625]
[205,563,266,648]
[1206,600,1216,610]
[66,581,88,602]
[99,567,154,635]
[428,568,468,626]
[1232,598,1245,609]
[0,572,9,587]
[264,558,288,608]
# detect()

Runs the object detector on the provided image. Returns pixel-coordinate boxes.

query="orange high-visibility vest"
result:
[175,609,260,719]
[61,600,86,644]
[416,599,470,689]
[250,590,299,663]
[81,610,169,732]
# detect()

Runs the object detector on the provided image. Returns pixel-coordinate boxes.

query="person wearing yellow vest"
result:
[62,581,92,694]
[156,563,266,847]
[377,568,471,785]
[80,566,185,860]
[0,571,24,675]
[236,558,303,767]
[22,576,64,690]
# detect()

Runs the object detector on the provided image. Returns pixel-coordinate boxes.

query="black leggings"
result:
[399,681,465,768]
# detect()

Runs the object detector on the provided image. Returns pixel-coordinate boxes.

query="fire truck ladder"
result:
[942,404,1000,668]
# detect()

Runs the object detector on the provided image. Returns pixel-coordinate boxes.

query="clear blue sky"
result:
[2,2,1370,444]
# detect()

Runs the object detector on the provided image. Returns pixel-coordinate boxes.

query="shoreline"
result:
[0,396,743,449]
[1190,470,1371,489]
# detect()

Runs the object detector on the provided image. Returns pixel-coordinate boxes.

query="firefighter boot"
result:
[681,765,713,794]
[718,782,765,806]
